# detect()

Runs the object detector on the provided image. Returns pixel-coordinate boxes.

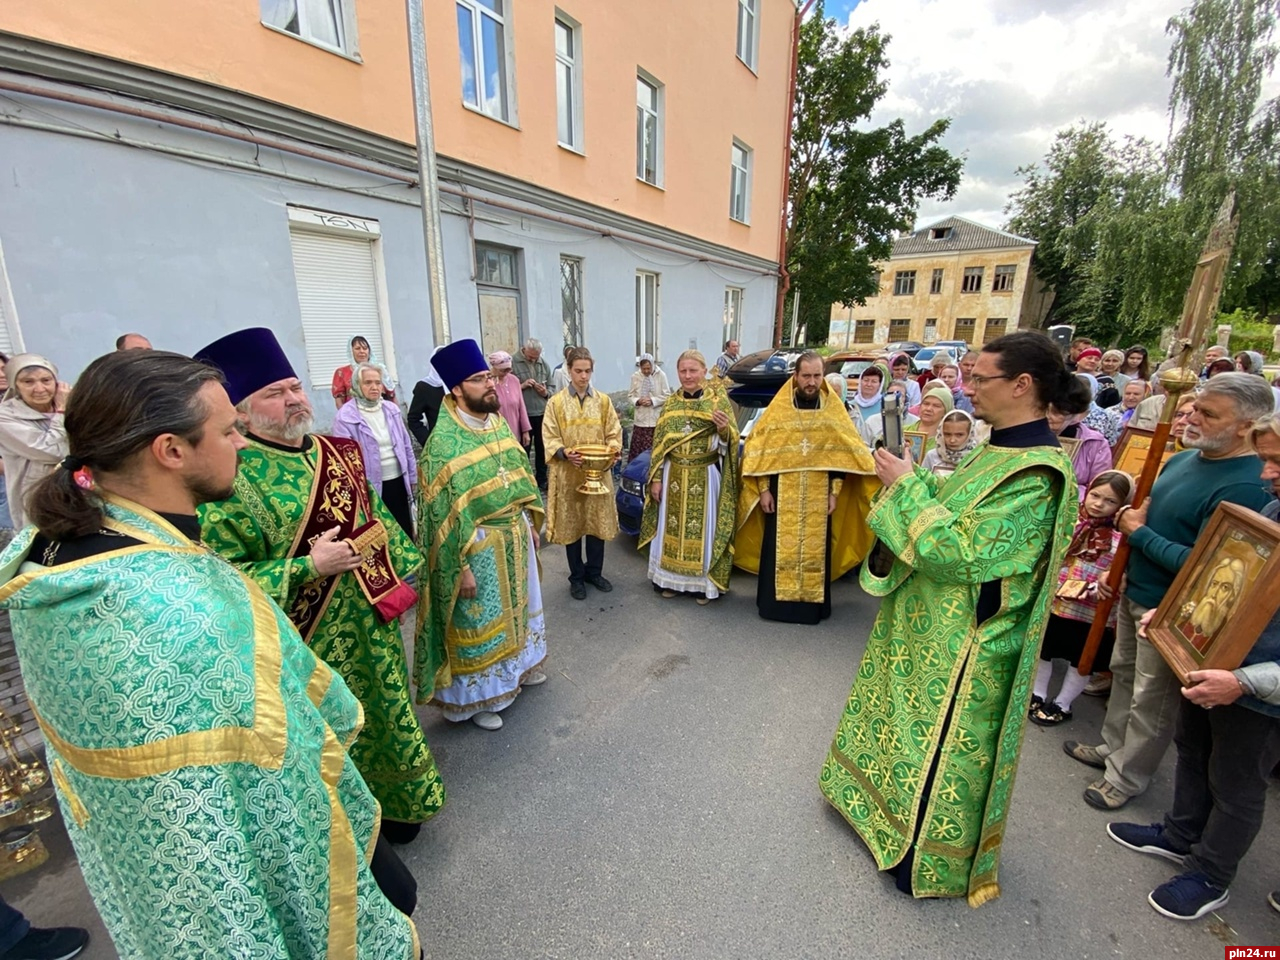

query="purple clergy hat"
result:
[194,328,298,406]
[433,338,488,391]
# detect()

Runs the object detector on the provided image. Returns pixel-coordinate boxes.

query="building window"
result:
[736,0,759,71]
[953,317,976,344]
[636,271,660,358]
[889,319,912,341]
[924,318,937,342]
[457,0,513,123]
[560,255,584,347]
[286,208,394,389]
[636,72,663,186]
[0,239,25,357]
[930,268,944,295]
[724,287,743,344]
[893,270,916,296]
[475,242,523,355]
[871,270,882,292]
[992,264,1017,292]
[929,226,953,241]
[555,13,584,151]
[984,317,1007,343]
[260,0,357,56]
[730,140,752,223]
[961,266,984,294]
[854,319,875,344]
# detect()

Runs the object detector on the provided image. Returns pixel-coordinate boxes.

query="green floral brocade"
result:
[820,444,1075,905]
[0,500,417,958]
[414,399,543,704]
[200,438,445,824]
[637,388,738,592]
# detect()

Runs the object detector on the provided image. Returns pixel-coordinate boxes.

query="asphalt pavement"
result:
[6,535,1278,958]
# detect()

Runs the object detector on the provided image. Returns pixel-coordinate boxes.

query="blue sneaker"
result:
[1107,822,1187,864]
[1148,871,1229,920]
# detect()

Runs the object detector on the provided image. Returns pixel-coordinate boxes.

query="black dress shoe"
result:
[570,582,587,600]
[586,575,613,592]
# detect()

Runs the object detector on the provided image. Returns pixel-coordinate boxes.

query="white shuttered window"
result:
[286,209,393,389]
[0,240,24,357]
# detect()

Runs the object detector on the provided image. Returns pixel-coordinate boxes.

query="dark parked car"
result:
[884,341,925,358]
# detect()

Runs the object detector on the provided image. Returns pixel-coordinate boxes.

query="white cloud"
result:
[842,0,1279,229]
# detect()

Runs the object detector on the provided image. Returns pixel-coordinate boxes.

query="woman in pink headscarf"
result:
[489,350,531,446]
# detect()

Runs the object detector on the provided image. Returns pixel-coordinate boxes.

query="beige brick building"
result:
[828,216,1054,348]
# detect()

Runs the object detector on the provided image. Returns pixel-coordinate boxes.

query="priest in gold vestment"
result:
[543,347,623,601]
[735,351,878,624]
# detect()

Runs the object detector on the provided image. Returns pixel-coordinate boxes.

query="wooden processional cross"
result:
[1077,192,1241,675]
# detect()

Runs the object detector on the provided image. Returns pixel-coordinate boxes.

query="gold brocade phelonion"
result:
[572,444,617,496]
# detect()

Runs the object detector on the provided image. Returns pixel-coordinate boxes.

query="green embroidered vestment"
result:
[0,498,419,958]
[200,436,445,824]
[637,387,738,593]
[820,443,1075,905]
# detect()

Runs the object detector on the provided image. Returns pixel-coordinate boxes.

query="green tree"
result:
[1004,0,1280,345]
[785,2,962,343]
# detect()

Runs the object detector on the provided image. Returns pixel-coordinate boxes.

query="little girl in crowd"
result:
[920,409,977,477]
[1030,470,1133,725]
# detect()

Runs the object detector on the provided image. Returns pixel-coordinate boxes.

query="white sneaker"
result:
[523,670,548,687]
[471,711,503,730]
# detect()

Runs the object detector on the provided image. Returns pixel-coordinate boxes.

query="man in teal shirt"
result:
[1065,373,1273,809]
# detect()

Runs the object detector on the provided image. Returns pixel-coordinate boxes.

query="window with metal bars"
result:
[560,255,584,347]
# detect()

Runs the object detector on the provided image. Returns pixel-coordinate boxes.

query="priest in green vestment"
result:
[821,332,1077,906]
[196,328,444,843]
[414,339,548,732]
[0,349,418,958]
[638,349,738,603]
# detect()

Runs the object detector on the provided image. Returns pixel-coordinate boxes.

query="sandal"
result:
[661,589,676,599]
[1030,702,1072,726]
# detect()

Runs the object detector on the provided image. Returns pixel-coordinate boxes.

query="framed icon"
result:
[1148,502,1280,684]
[1112,426,1178,477]
[1057,435,1082,462]
[904,430,928,462]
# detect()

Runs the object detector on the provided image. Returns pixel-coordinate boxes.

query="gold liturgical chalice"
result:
[572,444,617,496]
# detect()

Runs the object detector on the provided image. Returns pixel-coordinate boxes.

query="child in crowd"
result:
[1030,470,1133,725]
[920,409,977,477]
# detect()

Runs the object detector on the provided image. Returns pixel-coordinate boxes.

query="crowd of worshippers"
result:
[0,327,1276,958]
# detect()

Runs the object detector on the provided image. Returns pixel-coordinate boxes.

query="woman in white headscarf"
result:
[332,335,397,409]
[0,354,70,528]
[628,353,671,459]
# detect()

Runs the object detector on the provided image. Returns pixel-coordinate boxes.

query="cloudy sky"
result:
[831,0,1279,231]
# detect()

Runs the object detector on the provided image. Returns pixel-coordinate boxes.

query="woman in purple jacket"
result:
[1048,376,1113,501]
[333,362,418,536]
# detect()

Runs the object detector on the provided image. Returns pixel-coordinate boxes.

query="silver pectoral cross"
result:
[497,465,511,487]
[800,436,812,456]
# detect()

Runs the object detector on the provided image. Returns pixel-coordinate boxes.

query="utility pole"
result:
[405,0,451,346]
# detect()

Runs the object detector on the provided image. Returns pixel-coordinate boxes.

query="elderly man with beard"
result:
[414,339,546,732]
[1065,373,1272,812]
[196,328,445,844]
[1105,415,1280,921]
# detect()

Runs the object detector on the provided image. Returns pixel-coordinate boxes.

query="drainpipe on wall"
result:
[773,0,818,348]
[406,0,452,346]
